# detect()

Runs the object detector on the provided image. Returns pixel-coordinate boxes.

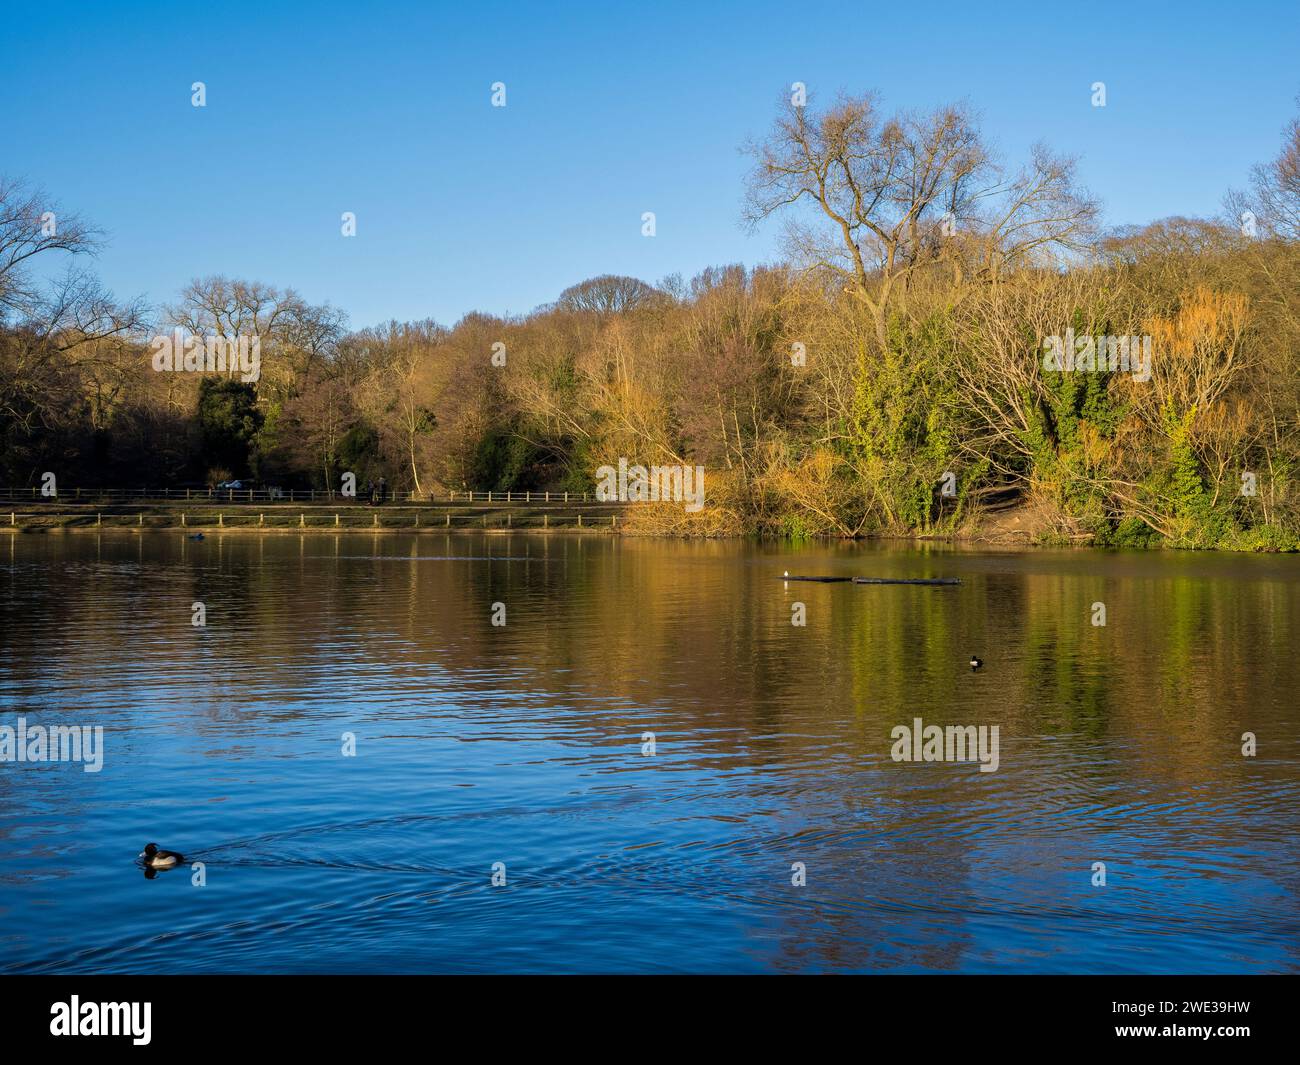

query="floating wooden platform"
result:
[780,575,961,585]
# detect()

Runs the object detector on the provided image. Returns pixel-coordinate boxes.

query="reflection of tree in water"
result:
[7,534,1297,970]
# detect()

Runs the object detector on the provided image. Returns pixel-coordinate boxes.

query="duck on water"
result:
[139,843,184,868]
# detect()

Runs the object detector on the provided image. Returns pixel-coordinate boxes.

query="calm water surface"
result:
[0,532,1296,973]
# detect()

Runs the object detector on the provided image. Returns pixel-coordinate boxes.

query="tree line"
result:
[2,90,1298,547]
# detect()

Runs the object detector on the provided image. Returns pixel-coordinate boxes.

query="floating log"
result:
[780,574,960,585]
[853,577,960,585]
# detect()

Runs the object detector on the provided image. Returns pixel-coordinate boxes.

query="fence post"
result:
[97,513,101,526]
[182,513,187,526]
[300,513,305,527]
[543,513,548,528]
[335,513,340,526]
[219,514,224,527]
[577,513,582,527]
[446,512,450,527]
[259,513,264,526]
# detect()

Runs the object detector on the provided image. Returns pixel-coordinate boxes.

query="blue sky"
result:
[2,0,1297,330]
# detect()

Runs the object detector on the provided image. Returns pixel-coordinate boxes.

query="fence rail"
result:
[0,487,630,506]
[4,505,625,531]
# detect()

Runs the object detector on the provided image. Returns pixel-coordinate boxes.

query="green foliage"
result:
[413,408,438,434]
[1031,314,1128,518]
[197,378,263,478]
[779,513,817,540]
[847,311,967,532]
[560,437,598,494]
[1096,516,1160,549]
[470,427,544,492]
[336,423,381,485]
[1224,524,1300,552]
[1157,402,1231,547]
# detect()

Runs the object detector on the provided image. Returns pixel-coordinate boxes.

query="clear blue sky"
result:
[2,0,1296,330]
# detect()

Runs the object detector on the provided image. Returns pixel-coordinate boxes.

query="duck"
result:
[140,843,184,868]
[969,656,983,671]
[187,532,205,541]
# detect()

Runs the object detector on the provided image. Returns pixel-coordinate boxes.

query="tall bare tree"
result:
[557,275,659,316]
[166,276,345,402]
[0,176,101,320]
[745,91,1097,347]
[1227,100,1300,241]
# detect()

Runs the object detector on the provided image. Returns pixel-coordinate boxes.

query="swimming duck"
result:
[187,532,205,541]
[140,843,184,868]
[969,656,983,671]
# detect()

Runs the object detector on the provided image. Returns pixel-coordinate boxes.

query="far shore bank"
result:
[3,522,1296,552]
[2,500,1296,551]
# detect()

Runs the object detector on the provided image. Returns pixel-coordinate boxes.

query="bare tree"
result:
[0,176,102,319]
[169,276,302,339]
[283,365,358,492]
[1226,101,1300,241]
[970,144,1099,280]
[557,275,659,316]
[167,276,345,401]
[354,320,446,497]
[744,90,1097,346]
[1,268,147,435]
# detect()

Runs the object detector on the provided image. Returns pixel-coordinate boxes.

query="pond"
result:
[0,532,1296,973]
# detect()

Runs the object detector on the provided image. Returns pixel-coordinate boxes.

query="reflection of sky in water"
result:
[0,533,1296,973]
